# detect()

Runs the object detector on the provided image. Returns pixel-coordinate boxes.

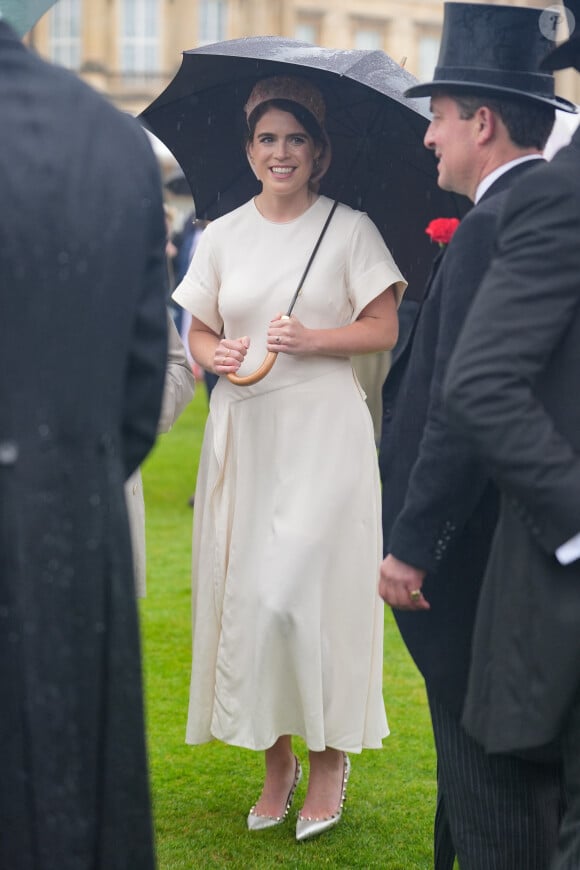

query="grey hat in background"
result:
[0,0,57,36]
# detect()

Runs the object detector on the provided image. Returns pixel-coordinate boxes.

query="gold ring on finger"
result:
[409,589,421,602]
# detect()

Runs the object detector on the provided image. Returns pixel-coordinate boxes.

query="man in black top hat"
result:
[379,3,574,868]
[444,3,580,868]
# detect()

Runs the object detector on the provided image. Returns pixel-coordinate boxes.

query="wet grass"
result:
[140,388,438,869]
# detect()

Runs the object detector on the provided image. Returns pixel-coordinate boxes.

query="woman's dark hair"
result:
[246,98,326,150]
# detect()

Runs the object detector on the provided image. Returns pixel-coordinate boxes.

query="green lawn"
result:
[141,388,437,869]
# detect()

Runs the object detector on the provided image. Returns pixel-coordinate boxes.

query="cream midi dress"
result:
[173,195,406,753]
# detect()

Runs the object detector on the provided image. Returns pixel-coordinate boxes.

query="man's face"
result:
[424,94,479,199]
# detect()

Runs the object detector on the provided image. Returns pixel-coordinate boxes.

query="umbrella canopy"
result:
[141,37,470,301]
[0,0,57,35]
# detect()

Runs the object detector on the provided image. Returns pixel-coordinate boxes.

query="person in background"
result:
[164,203,179,294]
[169,208,196,331]
[356,297,418,447]
[174,217,217,400]
[444,5,580,866]
[0,11,168,870]
[352,351,391,446]
[170,214,212,507]
[126,313,195,596]
[378,3,571,867]
[173,74,404,842]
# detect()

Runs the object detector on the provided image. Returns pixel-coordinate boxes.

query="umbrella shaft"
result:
[287,199,339,316]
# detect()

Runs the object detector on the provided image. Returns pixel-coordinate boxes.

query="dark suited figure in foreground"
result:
[379,3,573,867]
[444,7,580,868]
[0,16,168,870]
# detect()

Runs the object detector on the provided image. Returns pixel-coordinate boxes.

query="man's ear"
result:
[475,106,496,144]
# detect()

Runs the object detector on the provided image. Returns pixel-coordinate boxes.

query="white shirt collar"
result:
[474,155,543,204]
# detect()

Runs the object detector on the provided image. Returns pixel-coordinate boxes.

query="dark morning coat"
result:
[0,21,168,870]
[444,130,580,755]
[379,161,542,717]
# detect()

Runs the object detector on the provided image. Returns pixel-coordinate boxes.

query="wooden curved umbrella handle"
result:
[226,350,278,386]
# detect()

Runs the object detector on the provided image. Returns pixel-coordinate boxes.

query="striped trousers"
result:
[428,692,564,870]
[552,685,580,870]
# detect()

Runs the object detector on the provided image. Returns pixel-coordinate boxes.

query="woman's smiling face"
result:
[247,106,320,199]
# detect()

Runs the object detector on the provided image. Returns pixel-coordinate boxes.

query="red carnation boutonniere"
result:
[425,217,460,249]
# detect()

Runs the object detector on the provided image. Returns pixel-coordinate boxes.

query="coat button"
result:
[0,441,19,466]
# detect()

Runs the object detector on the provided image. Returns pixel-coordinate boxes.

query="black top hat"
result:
[405,2,577,113]
[541,1,580,72]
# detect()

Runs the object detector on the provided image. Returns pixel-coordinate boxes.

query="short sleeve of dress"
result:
[347,213,407,317]
[172,226,223,335]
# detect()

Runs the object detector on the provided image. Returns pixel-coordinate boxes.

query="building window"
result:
[295,15,320,45]
[354,29,382,51]
[120,0,160,75]
[49,0,82,70]
[352,20,385,51]
[199,0,227,45]
[418,35,440,81]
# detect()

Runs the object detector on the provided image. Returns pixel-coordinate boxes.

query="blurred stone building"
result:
[28,0,579,119]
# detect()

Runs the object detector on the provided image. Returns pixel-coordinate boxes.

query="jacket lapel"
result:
[478,159,545,204]
[391,159,544,371]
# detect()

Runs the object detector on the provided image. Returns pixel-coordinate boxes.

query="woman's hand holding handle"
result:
[214,336,250,375]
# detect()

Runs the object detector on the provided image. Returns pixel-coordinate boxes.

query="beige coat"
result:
[126,313,195,596]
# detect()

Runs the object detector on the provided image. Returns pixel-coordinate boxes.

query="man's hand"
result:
[379,554,430,610]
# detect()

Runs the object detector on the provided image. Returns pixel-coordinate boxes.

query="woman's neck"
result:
[254,190,317,223]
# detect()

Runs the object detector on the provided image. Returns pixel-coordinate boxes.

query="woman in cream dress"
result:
[173,75,405,841]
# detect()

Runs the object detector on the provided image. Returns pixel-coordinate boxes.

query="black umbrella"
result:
[140,37,469,304]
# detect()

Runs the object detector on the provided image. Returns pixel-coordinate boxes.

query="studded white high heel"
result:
[295,753,350,842]
[247,756,302,831]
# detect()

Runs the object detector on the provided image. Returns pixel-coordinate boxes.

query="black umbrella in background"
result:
[141,37,470,301]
